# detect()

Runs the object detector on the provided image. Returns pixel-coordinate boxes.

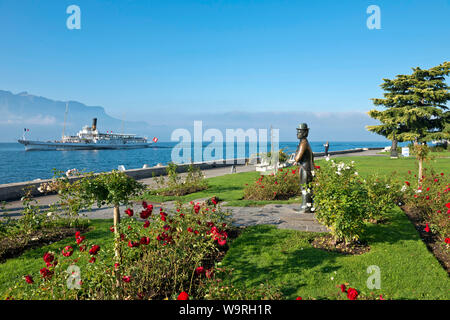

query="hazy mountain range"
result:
[0,90,386,143]
[0,90,152,142]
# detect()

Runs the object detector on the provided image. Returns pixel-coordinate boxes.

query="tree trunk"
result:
[113,205,122,298]
[418,157,423,185]
[390,138,398,158]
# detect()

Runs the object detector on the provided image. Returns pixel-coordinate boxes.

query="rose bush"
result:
[312,160,370,243]
[243,168,301,201]
[403,170,449,243]
[364,173,405,223]
[6,199,231,300]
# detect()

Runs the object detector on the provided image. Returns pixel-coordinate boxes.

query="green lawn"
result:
[141,155,450,207]
[220,207,450,300]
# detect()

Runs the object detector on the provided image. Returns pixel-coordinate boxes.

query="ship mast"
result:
[62,102,69,140]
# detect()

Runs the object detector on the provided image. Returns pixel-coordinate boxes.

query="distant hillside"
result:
[0,90,152,142]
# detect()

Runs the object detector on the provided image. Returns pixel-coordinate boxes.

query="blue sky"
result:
[0,0,449,141]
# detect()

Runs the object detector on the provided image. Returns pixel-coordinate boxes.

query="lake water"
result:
[0,141,398,184]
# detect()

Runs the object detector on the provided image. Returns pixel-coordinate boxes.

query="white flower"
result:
[401,185,407,192]
[354,172,359,176]
[416,189,422,193]
[37,186,44,193]
[386,184,390,189]
[311,207,316,212]
[325,156,330,161]
[47,212,53,217]
[331,277,334,280]
[336,171,342,175]
[307,203,312,207]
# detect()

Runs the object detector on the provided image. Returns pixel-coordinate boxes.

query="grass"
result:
[0,219,114,296]
[141,155,450,207]
[220,207,450,300]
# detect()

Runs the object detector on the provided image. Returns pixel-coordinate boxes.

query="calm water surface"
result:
[0,141,398,184]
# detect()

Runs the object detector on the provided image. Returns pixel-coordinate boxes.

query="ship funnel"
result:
[92,118,97,131]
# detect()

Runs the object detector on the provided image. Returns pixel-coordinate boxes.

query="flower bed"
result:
[5,200,236,300]
[243,168,301,201]
[401,169,449,271]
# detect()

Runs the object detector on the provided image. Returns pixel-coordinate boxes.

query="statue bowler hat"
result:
[297,123,309,130]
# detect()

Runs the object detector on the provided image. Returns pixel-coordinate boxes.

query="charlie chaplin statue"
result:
[294,123,315,213]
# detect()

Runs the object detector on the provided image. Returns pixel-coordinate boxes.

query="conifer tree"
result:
[366,61,450,179]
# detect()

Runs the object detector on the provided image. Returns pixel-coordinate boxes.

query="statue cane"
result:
[294,123,315,213]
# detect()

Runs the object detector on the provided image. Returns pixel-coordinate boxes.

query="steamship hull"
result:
[18,140,153,151]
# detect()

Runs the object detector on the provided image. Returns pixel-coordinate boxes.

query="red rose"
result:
[347,287,358,300]
[140,209,151,219]
[109,226,115,233]
[218,238,227,246]
[122,276,131,283]
[296,297,302,300]
[142,201,148,208]
[143,220,150,228]
[62,246,74,257]
[195,266,205,275]
[140,237,150,245]
[177,291,189,300]
[128,241,140,248]
[194,204,201,214]
[405,181,410,186]
[76,236,85,245]
[40,267,52,279]
[89,257,96,263]
[445,203,450,209]
[425,223,430,233]
[79,245,86,252]
[75,231,81,238]
[89,245,100,255]
[125,208,134,217]
[24,275,34,284]
[211,197,218,205]
[445,238,450,244]
[43,252,54,264]
[187,227,193,233]
[340,284,346,292]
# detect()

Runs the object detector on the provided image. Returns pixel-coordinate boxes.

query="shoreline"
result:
[0,147,384,202]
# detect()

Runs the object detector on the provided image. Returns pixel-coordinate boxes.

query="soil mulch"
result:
[0,226,90,263]
[310,234,370,255]
[401,205,449,274]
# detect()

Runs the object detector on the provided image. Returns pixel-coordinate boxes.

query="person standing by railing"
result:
[323,141,329,157]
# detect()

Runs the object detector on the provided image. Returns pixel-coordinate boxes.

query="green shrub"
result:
[150,163,208,196]
[312,160,369,243]
[364,173,404,222]
[243,168,301,201]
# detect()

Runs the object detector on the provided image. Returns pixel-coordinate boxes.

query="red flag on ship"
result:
[152,137,158,143]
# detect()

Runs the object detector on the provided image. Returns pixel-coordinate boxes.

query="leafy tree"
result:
[367,61,450,178]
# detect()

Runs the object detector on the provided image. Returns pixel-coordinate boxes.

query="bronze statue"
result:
[294,123,315,213]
